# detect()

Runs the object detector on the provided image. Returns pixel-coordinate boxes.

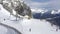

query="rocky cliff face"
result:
[0,0,32,20]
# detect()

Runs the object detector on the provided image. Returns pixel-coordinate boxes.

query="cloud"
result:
[24,0,60,10]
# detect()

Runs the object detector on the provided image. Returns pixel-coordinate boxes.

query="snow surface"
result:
[0,25,19,34]
[0,5,60,34]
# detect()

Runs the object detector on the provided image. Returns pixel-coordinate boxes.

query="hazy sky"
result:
[24,0,60,10]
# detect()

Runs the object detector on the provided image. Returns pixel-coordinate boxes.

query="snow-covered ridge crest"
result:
[31,8,48,13]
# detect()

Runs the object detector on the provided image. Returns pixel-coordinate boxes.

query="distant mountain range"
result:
[32,9,60,19]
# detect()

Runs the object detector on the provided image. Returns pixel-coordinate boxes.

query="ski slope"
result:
[0,5,60,34]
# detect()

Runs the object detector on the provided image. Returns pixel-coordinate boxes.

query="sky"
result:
[24,0,60,10]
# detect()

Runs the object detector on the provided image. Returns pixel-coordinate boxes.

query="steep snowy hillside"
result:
[0,5,60,34]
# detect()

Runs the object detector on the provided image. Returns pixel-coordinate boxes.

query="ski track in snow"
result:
[0,5,60,34]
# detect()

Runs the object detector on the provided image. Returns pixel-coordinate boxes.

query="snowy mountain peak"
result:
[51,10,60,14]
[31,8,48,14]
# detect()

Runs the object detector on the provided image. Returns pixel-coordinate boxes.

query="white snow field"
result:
[0,5,60,34]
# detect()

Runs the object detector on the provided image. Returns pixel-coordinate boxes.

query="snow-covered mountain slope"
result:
[0,5,60,34]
